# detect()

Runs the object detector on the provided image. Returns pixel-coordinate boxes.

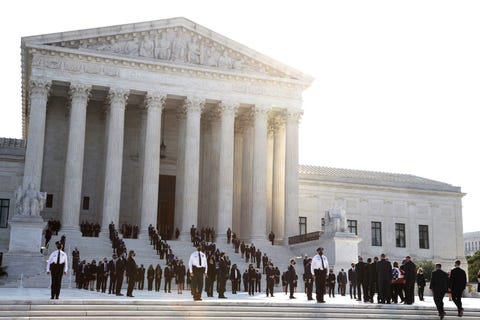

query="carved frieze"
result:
[50,27,286,78]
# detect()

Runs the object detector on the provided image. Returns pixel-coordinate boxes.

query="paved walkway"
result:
[0,287,479,310]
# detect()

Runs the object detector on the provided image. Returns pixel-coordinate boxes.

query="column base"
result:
[8,215,46,254]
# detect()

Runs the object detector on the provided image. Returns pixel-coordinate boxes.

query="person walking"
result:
[188,245,208,301]
[449,260,467,317]
[311,247,329,303]
[46,241,68,299]
[430,263,449,320]
[376,253,392,304]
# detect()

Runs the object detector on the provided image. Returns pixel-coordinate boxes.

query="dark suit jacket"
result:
[430,269,449,296]
[449,267,467,293]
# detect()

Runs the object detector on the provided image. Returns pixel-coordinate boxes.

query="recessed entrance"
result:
[157,174,176,239]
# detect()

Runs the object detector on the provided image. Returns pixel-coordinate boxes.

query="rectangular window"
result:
[419,225,429,249]
[82,196,90,210]
[299,216,307,235]
[371,221,382,246]
[0,199,10,228]
[347,219,358,235]
[46,194,53,208]
[395,223,406,247]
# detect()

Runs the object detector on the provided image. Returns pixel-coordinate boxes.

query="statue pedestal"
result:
[8,215,46,253]
[321,232,361,272]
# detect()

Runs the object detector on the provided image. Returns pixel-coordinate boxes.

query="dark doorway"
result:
[157,175,176,240]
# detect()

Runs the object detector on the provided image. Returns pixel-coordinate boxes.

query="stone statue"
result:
[324,208,347,234]
[155,33,172,60]
[14,183,46,217]
[139,36,155,58]
[187,38,201,64]
[172,30,188,62]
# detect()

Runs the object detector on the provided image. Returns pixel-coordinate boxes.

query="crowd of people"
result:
[45,222,470,320]
[80,221,101,237]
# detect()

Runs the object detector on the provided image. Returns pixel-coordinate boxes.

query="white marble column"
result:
[180,98,204,238]
[22,79,51,191]
[216,101,238,239]
[140,94,165,234]
[240,113,253,239]
[272,115,286,242]
[251,106,270,241]
[101,88,129,230]
[174,107,186,234]
[284,110,302,243]
[232,123,244,236]
[61,83,91,230]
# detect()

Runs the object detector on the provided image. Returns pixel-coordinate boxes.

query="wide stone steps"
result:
[0,301,478,320]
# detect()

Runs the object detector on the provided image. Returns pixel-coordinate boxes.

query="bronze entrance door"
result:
[157,175,176,240]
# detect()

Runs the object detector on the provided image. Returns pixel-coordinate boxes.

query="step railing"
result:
[288,231,322,245]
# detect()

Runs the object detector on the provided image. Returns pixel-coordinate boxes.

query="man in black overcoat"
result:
[430,263,449,319]
[449,260,467,317]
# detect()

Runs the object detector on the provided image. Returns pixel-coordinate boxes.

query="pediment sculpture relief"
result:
[50,28,285,77]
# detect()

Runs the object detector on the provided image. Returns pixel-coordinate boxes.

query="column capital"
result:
[219,101,240,116]
[69,83,92,102]
[270,114,286,131]
[145,93,166,110]
[29,79,51,99]
[184,97,206,113]
[285,109,304,123]
[108,88,130,107]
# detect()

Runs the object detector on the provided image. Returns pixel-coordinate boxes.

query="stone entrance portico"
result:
[18,18,313,242]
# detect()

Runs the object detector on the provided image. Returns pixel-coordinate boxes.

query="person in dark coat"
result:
[137,264,145,290]
[108,253,118,294]
[355,257,367,302]
[430,263,449,319]
[266,262,276,297]
[217,253,228,298]
[367,257,377,303]
[154,264,162,292]
[164,263,173,293]
[230,264,241,294]
[115,254,126,296]
[303,258,313,300]
[205,256,216,297]
[376,253,392,304]
[327,268,336,298]
[348,263,357,299]
[176,260,186,294]
[248,264,256,296]
[126,250,137,297]
[403,256,416,304]
[449,260,467,317]
[147,265,155,291]
[416,267,426,301]
[243,269,249,292]
[337,268,347,296]
[286,259,297,299]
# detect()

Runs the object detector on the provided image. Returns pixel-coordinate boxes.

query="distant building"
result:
[464,231,480,256]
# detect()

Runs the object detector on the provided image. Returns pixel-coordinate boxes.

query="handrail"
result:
[288,231,321,245]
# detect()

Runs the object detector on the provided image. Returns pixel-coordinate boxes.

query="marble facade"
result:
[0,18,466,268]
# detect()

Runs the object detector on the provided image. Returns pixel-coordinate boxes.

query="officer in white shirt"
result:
[46,241,68,299]
[188,245,208,301]
[311,247,329,303]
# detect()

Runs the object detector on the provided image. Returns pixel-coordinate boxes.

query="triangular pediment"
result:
[22,17,313,83]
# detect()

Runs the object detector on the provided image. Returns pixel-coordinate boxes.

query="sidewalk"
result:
[0,287,479,310]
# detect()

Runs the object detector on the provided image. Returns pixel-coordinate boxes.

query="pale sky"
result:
[1,0,479,232]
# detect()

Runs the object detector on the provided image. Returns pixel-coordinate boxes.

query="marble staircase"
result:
[0,299,478,319]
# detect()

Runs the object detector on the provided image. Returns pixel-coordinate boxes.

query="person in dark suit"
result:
[376,253,392,304]
[449,260,467,317]
[430,263,449,319]
[108,253,118,294]
[115,254,126,296]
[46,241,68,299]
[230,264,241,294]
[126,250,137,297]
[403,256,416,304]
[348,263,357,299]
[147,264,155,291]
[355,256,367,302]
[286,259,297,299]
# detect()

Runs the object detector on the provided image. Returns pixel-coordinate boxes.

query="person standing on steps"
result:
[126,250,137,297]
[188,245,208,301]
[46,241,68,299]
[311,247,329,303]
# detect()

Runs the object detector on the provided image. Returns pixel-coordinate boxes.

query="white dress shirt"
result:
[311,254,329,275]
[188,251,208,274]
[46,250,68,273]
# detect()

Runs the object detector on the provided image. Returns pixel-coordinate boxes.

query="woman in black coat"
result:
[416,267,426,301]
[147,265,155,291]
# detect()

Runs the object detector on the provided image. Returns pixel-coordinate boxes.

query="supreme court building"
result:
[0,18,465,264]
